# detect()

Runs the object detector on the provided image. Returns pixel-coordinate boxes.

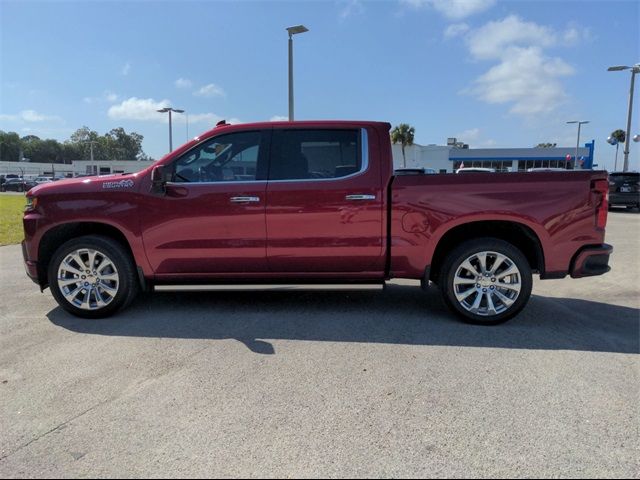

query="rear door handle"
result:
[230,196,260,203]
[345,194,376,201]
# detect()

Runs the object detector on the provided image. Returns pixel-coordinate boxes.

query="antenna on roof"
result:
[216,120,228,127]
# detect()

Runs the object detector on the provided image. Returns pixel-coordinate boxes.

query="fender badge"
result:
[102,179,134,189]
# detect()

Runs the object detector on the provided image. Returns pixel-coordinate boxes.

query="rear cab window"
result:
[269,129,362,181]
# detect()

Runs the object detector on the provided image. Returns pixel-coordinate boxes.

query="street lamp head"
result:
[566,121,578,124]
[157,107,171,113]
[607,65,630,71]
[286,25,309,36]
[172,109,185,113]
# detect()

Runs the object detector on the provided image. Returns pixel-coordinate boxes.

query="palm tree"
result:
[611,129,626,144]
[391,124,415,168]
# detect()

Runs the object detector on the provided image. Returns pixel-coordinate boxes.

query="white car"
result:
[526,168,568,172]
[33,176,54,185]
[456,167,497,174]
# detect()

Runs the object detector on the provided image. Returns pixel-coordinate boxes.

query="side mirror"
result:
[151,165,168,194]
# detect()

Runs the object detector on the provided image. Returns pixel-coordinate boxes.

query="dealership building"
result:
[391,139,595,173]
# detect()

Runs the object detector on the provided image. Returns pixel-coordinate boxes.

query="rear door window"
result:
[269,129,361,180]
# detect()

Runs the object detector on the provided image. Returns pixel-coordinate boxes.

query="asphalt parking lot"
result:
[0,211,638,478]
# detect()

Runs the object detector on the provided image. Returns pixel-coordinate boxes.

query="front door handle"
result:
[345,194,376,201]
[230,196,260,203]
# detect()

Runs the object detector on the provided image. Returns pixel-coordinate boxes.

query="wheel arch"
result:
[37,221,141,288]
[428,220,545,283]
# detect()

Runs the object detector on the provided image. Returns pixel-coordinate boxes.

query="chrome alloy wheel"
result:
[452,251,522,317]
[57,248,120,311]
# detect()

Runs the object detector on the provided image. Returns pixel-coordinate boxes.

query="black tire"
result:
[48,235,139,318]
[439,237,533,325]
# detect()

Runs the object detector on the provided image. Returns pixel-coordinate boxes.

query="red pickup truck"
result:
[22,121,612,324]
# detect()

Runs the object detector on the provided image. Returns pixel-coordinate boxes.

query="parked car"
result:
[2,178,33,192]
[34,176,54,185]
[608,172,640,210]
[527,168,568,172]
[456,167,497,174]
[23,120,612,324]
[395,167,437,175]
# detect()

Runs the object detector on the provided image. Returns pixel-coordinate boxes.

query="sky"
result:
[0,0,639,170]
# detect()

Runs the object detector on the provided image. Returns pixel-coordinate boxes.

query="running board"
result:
[154,283,384,292]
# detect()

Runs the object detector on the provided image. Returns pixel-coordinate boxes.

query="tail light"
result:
[592,179,608,229]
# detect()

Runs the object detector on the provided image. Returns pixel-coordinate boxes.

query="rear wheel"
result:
[439,238,533,325]
[48,235,139,318]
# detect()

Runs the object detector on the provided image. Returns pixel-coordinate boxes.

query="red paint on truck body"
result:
[23,120,610,288]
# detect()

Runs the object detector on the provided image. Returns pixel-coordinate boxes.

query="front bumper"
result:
[570,243,613,278]
[21,240,39,284]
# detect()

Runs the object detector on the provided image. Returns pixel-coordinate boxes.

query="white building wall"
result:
[0,160,153,177]
[391,144,452,172]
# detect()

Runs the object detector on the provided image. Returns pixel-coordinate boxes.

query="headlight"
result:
[25,196,38,212]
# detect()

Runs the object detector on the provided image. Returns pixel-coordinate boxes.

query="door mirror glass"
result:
[151,165,167,193]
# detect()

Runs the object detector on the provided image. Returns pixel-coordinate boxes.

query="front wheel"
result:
[48,235,139,318]
[439,238,533,325]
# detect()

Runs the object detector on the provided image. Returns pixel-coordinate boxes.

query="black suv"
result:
[609,172,640,210]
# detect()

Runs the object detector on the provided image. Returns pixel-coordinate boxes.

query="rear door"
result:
[265,127,385,274]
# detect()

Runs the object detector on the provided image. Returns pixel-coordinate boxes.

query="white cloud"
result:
[107,97,240,127]
[107,97,171,121]
[444,23,469,39]
[269,115,289,122]
[121,62,131,76]
[455,128,481,142]
[402,0,495,19]
[461,15,576,116]
[194,83,226,98]
[467,15,556,60]
[0,110,62,123]
[469,46,574,115]
[339,0,364,20]
[175,78,193,89]
[562,23,592,46]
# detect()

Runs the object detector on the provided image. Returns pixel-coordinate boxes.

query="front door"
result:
[141,129,270,276]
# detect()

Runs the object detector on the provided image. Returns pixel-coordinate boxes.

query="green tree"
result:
[0,127,149,164]
[611,129,626,144]
[0,131,22,162]
[536,142,557,148]
[390,123,415,168]
[21,136,62,163]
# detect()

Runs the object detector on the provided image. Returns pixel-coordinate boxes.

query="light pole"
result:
[157,107,185,152]
[83,140,98,162]
[286,25,308,121]
[608,64,640,172]
[607,136,621,171]
[566,120,589,169]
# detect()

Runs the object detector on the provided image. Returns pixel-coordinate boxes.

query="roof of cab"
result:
[211,119,391,132]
